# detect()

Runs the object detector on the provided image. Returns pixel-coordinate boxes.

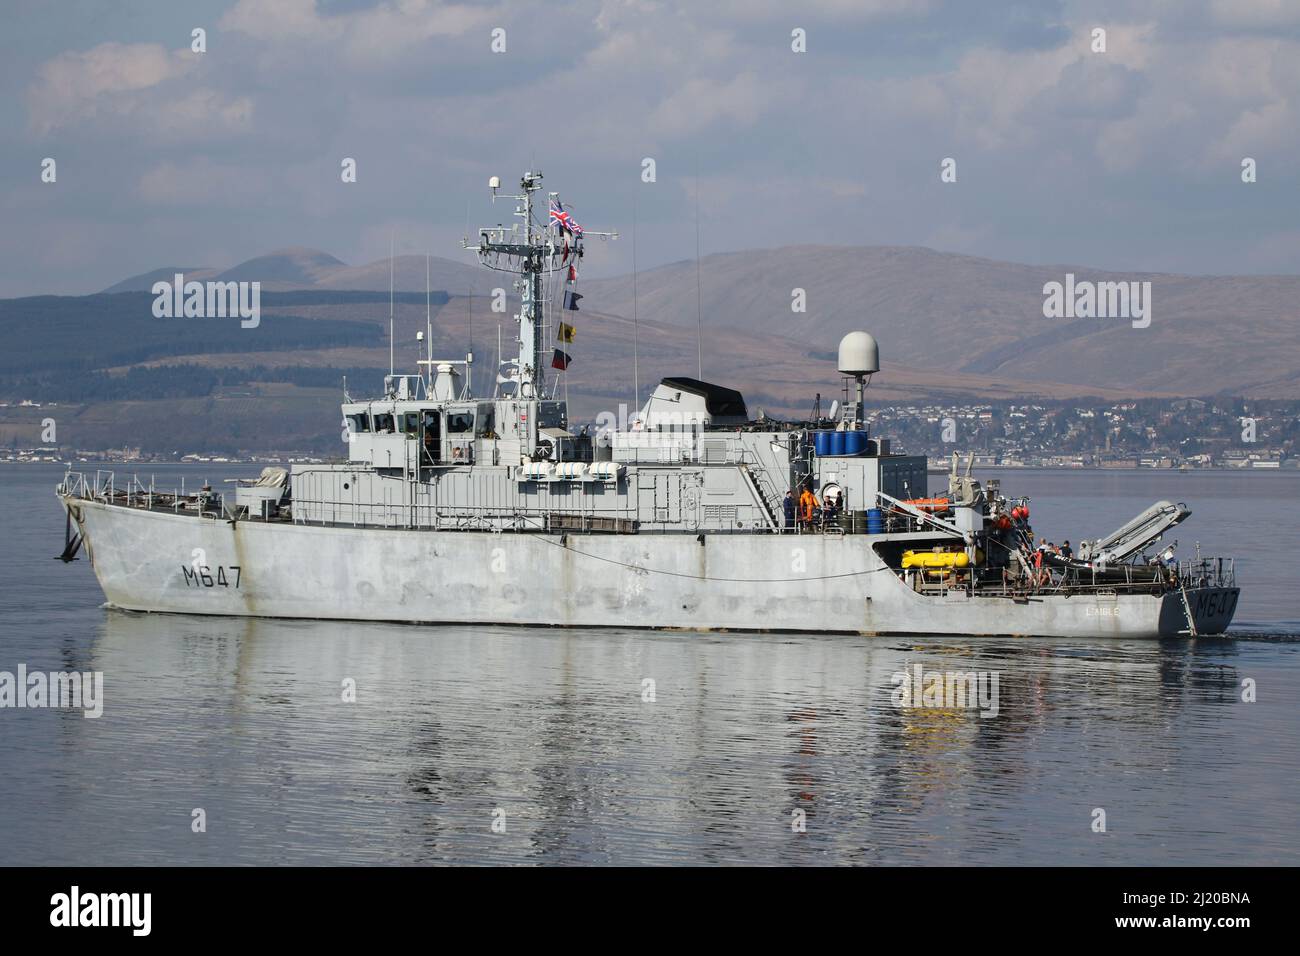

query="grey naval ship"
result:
[57,171,1239,638]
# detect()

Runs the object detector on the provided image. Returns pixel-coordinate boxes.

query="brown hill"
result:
[580,246,1300,398]
[98,242,1300,407]
[102,249,482,295]
[120,294,1174,421]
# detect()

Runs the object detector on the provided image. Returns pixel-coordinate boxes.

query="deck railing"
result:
[56,470,1241,585]
[60,469,220,515]
[1177,557,1235,589]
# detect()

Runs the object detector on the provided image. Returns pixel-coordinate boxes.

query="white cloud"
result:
[646,72,767,139]
[28,42,194,135]
[137,158,272,205]
[26,41,252,139]
[858,20,1300,178]
[1210,0,1300,28]
[1097,34,1300,173]
[219,0,345,42]
[704,0,933,20]
[220,0,497,65]
[8,0,1300,296]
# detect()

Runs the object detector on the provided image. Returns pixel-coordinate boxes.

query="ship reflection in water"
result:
[4,610,1294,866]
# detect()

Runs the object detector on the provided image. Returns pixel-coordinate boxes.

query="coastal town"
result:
[2,395,1295,469]
[864,396,1297,469]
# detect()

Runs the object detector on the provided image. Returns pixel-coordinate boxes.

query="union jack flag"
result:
[549,198,583,238]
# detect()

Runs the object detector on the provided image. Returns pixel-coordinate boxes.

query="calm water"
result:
[1,463,1297,865]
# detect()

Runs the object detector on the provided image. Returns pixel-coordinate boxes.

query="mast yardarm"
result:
[464,171,616,398]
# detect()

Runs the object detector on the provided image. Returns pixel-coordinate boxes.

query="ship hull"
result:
[64,497,1238,639]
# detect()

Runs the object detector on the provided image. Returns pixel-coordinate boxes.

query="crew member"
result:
[823,490,840,526]
[798,485,819,530]
[782,491,796,530]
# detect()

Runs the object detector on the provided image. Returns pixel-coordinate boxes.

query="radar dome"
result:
[837,331,880,375]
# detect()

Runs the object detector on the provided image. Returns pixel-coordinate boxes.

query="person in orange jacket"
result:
[798,485,819,528]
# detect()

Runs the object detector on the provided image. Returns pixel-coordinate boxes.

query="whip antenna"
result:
[632,191,641,414]
[388,233,395,378]
[694,163,703,380]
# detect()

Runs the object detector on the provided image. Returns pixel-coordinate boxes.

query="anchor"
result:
[56,509,82,563]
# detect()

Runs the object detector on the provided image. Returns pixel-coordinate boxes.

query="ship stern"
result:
[1158,586,1240,636]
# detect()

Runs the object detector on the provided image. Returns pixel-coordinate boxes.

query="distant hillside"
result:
[14,240,1291,454]
[102,248,483,295]
[100,243,1300,398]
[0,282,1167,455]
[212,247,346,287]
[315,255,483,296]
[581,246,1300,398]
[103,266,221,294]
[0,293,383,376]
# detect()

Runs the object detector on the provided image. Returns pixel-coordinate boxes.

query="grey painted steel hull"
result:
[65,497,1238,639]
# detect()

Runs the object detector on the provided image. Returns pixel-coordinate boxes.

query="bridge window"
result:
[447,411,475,433]
[373,413,395,433]
[347,413,370,433]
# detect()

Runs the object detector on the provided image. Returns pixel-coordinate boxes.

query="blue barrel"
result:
[844,431,867,456]
[866,508,884,534]
[830,431,846,456]
[813,431,832,456]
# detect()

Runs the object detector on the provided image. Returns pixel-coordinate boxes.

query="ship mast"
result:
[465,170,615,400]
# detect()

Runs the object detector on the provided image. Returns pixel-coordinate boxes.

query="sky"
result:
[2,0,1300,297]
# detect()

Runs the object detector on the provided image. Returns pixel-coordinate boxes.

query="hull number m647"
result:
[181,565,241,588]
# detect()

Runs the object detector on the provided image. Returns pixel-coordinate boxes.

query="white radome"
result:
[837,331,880,375]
